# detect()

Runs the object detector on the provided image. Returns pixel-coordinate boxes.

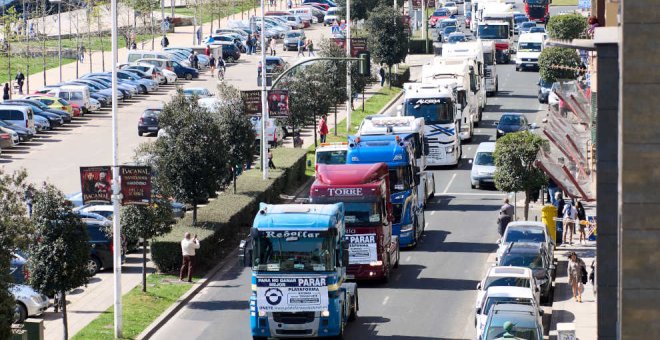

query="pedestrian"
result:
[2,83,9,100]
[250,35,257,54]
[307,38,315,56]
[24,185,34,217]
[497,198,514,237]
[269,38,277,56]
[379,65,386,87]
[246,35,253,55]
[204,45,210,56]
[179,232,200,282]
[161,35,169,49]
[297,38,305,56]
[14,71,25,95]
[196,26,202,45]
[562,200,577,245]
[130,41,137,49]
[567,251,586,303]
[554,192,565,246]
[287,0,292,9]
[209,54,216,77]
[130,30,137,46]
[257,60,263,79]
[576,201,587,244]
[268,150,276,169]
[318,114,328,143]
[79,45,86,63]
[193,52,199,69]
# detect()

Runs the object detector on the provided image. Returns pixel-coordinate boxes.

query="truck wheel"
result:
[382,256,391,283]
[393,247,400,268]
[252,337,267,340]
[495,80,499,94]
[348,291,358,322]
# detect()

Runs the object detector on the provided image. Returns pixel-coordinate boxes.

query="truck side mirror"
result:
[238,239,251,268]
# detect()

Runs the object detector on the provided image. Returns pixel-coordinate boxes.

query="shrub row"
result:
[151,147,308,273]
[408,38,434,54]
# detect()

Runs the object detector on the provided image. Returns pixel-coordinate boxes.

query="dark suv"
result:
[138,108,161,136]
[85,219,125,275]
[497,242,555,303]
[222,43,242,63]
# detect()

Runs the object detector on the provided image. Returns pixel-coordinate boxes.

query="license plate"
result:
[148,127,158,131]
[525,64,534,67]
[346,275,355,280]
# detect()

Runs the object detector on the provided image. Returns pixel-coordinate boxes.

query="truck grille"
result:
[273,312,315,324]
[484,69,492,78]
[276,329,314,335]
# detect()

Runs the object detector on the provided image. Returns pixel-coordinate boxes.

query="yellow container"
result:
[541,204,558,244]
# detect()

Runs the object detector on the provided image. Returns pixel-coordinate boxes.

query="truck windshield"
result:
[389,166,412,192]
[316,150,347,165]
[526,0,549,4]
[253,232,336,272]
[518,42,542,52]
[345,202,382,225]
[478,25,509,39]
[404,98,454,125]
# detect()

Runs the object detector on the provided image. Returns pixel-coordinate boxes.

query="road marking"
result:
[382,296,390,305]
[425,222,429,228]
[430,211,436,215]
[467,146,472,151]
[405,256,412,262]
[442,173,457,194]
[440,192,506,196]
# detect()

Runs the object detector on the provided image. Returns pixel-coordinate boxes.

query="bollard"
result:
[23,319,43,340]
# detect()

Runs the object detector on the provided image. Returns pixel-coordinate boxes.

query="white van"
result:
[288,8,315,23]
[49,85,92,114]
[470,142,496,189]
[0,105,35,133]
[516,32,545,71]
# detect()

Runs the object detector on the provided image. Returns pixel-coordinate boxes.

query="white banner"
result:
[256,276,329,312]
[347,233,378,265]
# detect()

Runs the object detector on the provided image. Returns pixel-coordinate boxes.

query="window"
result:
[483,277,531,290]
[474,152,494,166]
[253,232,336,272]
[58,93,68,100]
[344,202,382,225]
[389,166,413,192]
[518,42,542,52]
[504,228,545,243]
[70,92,84,100]
[482,297,534,316]
[404,98,454,124]
[316,150,347,165]
[500,115,523,126]
[501,253,544,269]
[484,52,494,66]
[478,25,509,39]
[128,54,140,62]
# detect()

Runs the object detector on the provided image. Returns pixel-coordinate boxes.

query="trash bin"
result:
[433,42,443,56]
[541,204,557,244]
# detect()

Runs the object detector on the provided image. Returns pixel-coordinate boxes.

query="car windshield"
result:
[515,16,528,24]
[484,277,531,290]
[501,253,544,269]
[344,202,382,225]
[518,42,542,52]
[500,115,522,126]
[483,297,534,316]
[478,25,509,39]
[433,9,448,16]
[444,26,457,34]
[474,152,494,166]
[448,34,465,43]
[389,166,412,193]
[522,22,536,28]
[183,89,207,96]
[287,32,302,38]
[404,98,454,124]
[505,228,545,243]
[485,320,539,340]
[316,150,346,165]
[252,231,336,272]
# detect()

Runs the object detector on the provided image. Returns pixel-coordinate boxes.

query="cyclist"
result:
[217,57,226,80]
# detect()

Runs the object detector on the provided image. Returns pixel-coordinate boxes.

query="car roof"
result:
[485,286,534,298]
[476,142,496,153]
[487,266,533,278]
[506,223,546,231]
[502,112,524,117]
[506,242,543,254]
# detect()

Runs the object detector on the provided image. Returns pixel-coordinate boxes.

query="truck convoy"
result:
[310,163,400,281]
[248,203,358,339]
[474,2,515,64]
[346,134,426,248]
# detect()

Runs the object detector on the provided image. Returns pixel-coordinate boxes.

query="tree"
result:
[120,200,173,292]
[335,0,404,20]
[538,47,581,83]
[365,5,408,88]
[215,83,255,193]
[0,169,31,337]
[546,13,588,40]
[1,6,20,83]
[493,132,549,220]
[28,184,90,340]
[152,91,229,225]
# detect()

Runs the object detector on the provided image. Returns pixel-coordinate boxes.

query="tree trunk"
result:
[61,290,68,339]
[313,111,318,147]
[151,11,155,50]
[388,65,392,89]
[192,201,198,226]
[98,15,104,72]
[233,168,237,194]
[333,104,337,136]
[524,191,531,220]
[142,234,147,292]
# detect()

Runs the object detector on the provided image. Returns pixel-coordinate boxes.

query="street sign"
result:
[332,38,368,57]
[242,90,262,115]
[119,166,152,205]
[267,90,290,118]
[80,166,113,205]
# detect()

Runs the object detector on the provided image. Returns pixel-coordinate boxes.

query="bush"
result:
[408,39,433,54]
[151,147,307,273]
[538,47,581,83]
[546,13,588,40]
[390,65,411,87]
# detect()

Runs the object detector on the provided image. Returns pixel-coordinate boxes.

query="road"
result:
[149,4,554,340]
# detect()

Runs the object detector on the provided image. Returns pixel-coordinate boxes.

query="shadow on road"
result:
[187,299,248,311]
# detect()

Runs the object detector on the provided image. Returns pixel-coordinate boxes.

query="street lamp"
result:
[345,0,351,132]
[260,0,268,180]
[49,0,62,82]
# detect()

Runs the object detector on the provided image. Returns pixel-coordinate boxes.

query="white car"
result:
[88,97,101,112]
[443,2,458,16]
[78,204,115,220]
[475,286,538,336]
[496,221,555,263]
[11,284,49,323]
[161,68,178,84]
[182,87,213,98]
[475,266,539,313]
[470,142,496,189]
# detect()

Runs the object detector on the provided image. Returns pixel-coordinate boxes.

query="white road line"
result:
[430,211,436,215]
[442,173,457,194]
[425,222,429,228]
[440,192,506,196]
[405,256,412,262]
[382,296,390,305]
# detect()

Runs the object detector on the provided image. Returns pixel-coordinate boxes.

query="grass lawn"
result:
[550,0,578,6]
[304,85,403,177]
[174,0,256,24]
[71,274,197,340]
[0,55,76,85]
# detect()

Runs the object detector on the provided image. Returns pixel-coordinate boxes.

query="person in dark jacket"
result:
[576,201,587,244]
[554,192,565,246]
[14,71,25,94]
[3,83,10,100]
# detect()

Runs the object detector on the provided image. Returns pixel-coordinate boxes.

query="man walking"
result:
[318,114,328,143]
[196,26,202,45]
[209,54,216,78]
[180,232,200,282]
[379,65,386,87]
[497,198,514,237]
[14,71,25,95]
[161,35,169,49]
[297,38,305,57]
[307,38,315,56]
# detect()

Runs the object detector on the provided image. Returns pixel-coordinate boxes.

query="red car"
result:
[429,8,451,28]
[304,2,329,11]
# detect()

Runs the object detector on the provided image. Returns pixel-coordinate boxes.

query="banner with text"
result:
[346,233,378,265]
[256,276,329,312]
[120,166,152,205]
[80,166,113,205]
[267,90,290,118]
[241,90,262,115]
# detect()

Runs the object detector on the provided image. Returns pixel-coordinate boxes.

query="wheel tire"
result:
[495,80,499,94]
[393,248,400,268]
[471,183,476,189]
[140,85,148,94]
[88,257,101,275]
[227,56,235,63]
[348,292,358,322]
[14,303,27,323]
[138,131,143,137]
[185,73,193,80]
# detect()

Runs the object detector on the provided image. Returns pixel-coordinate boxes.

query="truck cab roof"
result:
[403,83,455,99]
[253,202,344,232]
[357,115,425,136]
[346,134,414,168]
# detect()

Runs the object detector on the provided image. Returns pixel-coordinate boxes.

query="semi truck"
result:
[441,42,487,123]
[481,40,499,95]
[246,203,358,339]
[346,134,426,248]
[523,0,550,22]
[310,163,400,281]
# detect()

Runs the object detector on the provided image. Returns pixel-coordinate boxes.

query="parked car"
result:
[496,221,555,267]
[495,113,532,139]
[0,120,34,143]
[323,8,340,26]
[138,108,162,136]
[85,219,125,274]
[443,1,458,15]
[211,42,241,63]
[23,95,74,116]
[479,303,544,340]
[537,78,552,103]
[429,8,451,27]
[265,56,287,74]
[9,252,27,284]
[78,204,114,219]
[123,64,165,84]
[33,115,50,132]
[282,31,306,51]
[9,98,72,123]
[1,101,63,128]
[11,284,49,324]
[171,60,200,80]
[182,87,213,98]
[470,142,496,189]
[0,105,35,133]
[475,266,540,314]
[497,242,555,303]
[475,286,538,336]
[47,85,93,114]
[284,15,305,29]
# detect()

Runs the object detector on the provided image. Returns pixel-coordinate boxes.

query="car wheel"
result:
[138,130,143,136]
[227,56,235,63]
[140,85,148,93]
[88,257,101,275]
[185,73,193,80]
[14,303,27,323]
[471,182,476,189]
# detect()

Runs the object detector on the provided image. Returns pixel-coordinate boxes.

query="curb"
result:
[137,248,239,340]
[377,89,405,117]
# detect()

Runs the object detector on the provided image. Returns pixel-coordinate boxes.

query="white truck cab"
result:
[315,142,348,168]
[481,40,498,95]
[442,42,487,123]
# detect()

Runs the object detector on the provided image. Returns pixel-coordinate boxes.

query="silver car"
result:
[11,284,49,323]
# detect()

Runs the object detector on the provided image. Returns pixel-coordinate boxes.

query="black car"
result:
[265,56,287,73]
[4,99,72,123]
[138,108,161,136]
[497,242,555,303]
[0,120,34,143]
[537,79,552,103]
[85,219,125,275]
[222,43,242,63]
[495,113,531,139]
[0,102,63,128]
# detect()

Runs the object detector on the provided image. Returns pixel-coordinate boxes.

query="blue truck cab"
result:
[346,134,425,248]
[247,203,358,339]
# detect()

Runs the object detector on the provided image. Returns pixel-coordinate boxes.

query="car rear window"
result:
[142,109,161,118]
[0,110,24,121]
[70,92,84,100]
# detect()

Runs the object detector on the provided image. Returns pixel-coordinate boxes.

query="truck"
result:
[523,0,550,22]
[357,115,436,207]
[477,21,512,64]
[400,83,461,167]
[246,203,358,339]
[481,2,515,37]
[310,163,400,281]
[346,134,426,248]
[441,42,487,122]
[481,40,499,95]
[315,142,348,167]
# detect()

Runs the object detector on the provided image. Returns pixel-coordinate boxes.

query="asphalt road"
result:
[149,4,553,339]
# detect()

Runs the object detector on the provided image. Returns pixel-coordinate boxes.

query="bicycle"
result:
[217,66,225,80]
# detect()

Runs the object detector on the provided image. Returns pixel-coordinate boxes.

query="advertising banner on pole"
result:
[119,166,152,205]
[242,90,262,115]
[346,233,378,264]
[80,166,113,204]
[256,276,329,312]
[267,90,290,118]
[332,38,369,57]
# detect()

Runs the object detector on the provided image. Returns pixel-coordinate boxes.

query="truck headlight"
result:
[321,310,330,317]
[497,129,505,134]
[258,310,267,317]
[446,146,454,153]
[369,261,383,267]
[401,224,413,232]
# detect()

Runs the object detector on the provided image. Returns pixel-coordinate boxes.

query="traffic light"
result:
[358,51,371,76]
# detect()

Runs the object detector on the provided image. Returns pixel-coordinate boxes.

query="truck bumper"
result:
[347,263,386,280]
[252,311,342,338]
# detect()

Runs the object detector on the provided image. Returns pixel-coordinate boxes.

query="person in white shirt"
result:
[562,201,578,245]
[180,232,200,282]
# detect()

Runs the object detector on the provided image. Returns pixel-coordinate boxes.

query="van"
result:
[136,58,174,72]
[49,85,92,114]
[470,142,496,189]
[515,32,545,71]
[288,8,314,24]
[126,50,174,64]
[0,105,35,133]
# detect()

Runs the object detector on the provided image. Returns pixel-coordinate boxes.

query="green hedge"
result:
[408,38,433,54]
[151,147,307,273]
[390,65,411,88]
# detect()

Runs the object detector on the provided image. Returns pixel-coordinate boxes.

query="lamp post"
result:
[345,0,351,132]
[50,0,62,82]
[260,0,268,180]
